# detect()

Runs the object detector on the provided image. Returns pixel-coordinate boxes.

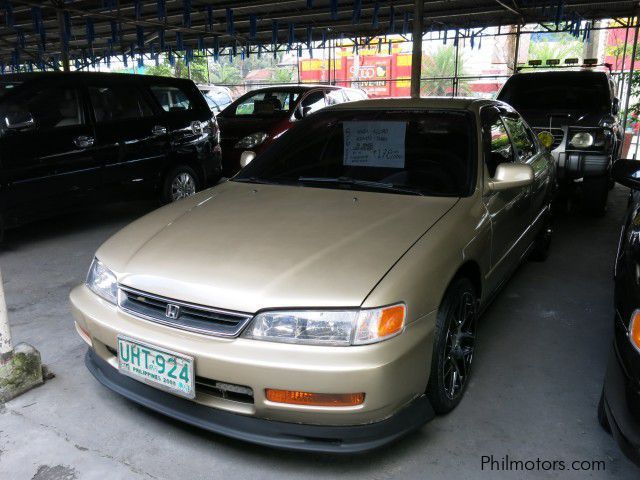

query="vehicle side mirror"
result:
[302,106,312,117]
[612,159,640,190]
[487,163,534,192]
[537,131,554,150]
[4,111,34,131]
[612,98,620,115]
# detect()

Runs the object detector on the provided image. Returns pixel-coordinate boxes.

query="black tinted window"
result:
[151,85,194,112]
[89,86,153,122]
[499,72,610,112]
[236,110,474,197]
[1,87,83,129]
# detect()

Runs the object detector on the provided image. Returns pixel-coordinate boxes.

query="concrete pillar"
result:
[410,0,424,99]
[0,269,12,362]
[0,268,43,403]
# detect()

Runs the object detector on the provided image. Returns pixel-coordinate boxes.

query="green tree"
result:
[527,31,583,64]
[271,66,295,84]
[209,62,242,85]
[145,53,208,84]
[421,45,468,96]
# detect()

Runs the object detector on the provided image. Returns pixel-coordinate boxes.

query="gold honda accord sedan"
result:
[70,98,555,453]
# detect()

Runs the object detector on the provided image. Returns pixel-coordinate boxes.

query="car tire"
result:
[529,209,553,262]
[426,277,478,414]
[598,389,611,434]
[583,176,609,217]
[161,165,201,204]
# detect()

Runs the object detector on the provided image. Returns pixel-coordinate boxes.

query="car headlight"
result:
[235,132,268,149]
[569,132,594,149]
[242,304,405,346]
[86,258,117,304]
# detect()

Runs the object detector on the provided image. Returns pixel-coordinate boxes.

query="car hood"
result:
[517,110,607,128]
[97,181,458,313]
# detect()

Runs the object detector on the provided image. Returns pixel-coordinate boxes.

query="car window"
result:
[150,85,194,112]
[0,86,83,130]
[481,107,513,177]
[301,91,327,115]
[89,86,154,122]
[327,90,346,105]
[236,109,474,197]
[502,115,537,161]
[230,90,299,116]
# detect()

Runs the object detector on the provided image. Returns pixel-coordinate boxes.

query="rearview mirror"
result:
[612,159,640,190]
[4,111,34,131]
[537,131,554,150]
[488,163,534,192]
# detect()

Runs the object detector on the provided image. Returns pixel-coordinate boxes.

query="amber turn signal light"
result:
[265,389,365,407]
[378,304,406,338]
[630,310,640,352]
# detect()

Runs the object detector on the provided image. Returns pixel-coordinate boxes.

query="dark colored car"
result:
[498,68,622,215]
[0,72,221,239]
[599,159,640,466]
[216,84,367,176]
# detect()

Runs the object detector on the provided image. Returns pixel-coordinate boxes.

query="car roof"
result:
[0,71,196,86]
[326,97,497,113]
[513,68,610,77]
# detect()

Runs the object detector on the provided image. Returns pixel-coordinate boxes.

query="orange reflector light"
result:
[630,310,640,352]
[378,304,406,338]
[265,389,365,407]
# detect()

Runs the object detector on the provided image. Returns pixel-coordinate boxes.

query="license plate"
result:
[117,335,195,399]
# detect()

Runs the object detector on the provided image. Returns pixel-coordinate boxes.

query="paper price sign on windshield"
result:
[343,121,406,168]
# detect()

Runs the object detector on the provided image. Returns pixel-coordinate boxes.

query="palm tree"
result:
[209,63,242,85]
[421,45,468,96]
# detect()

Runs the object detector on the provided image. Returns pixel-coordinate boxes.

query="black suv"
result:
[498,68,622,215]
[0,72,221,237]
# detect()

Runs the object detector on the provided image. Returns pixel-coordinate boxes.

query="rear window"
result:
[89,86,154,122]
[236,109,474,197]
[498,72,610,112]
[151,85,194,112]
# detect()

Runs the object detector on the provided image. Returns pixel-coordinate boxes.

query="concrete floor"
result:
[0,186,638,480]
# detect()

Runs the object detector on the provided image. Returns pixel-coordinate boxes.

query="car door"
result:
[0,81,99,221]
[88,82,168,194]
[481,106,532,279]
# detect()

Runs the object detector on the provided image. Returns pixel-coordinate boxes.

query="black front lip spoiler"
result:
[85,348,435,454]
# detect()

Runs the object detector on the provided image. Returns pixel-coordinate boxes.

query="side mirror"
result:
[4,111,34,131]
[612,159,640,190]
[302,106,312,117]
[537,131,554,150]
[488,163,534,192]
[612,98,620,115]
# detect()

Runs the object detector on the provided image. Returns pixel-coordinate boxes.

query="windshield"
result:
[234,110,474,197]
[223,90,300,117]
[499,72,611,112]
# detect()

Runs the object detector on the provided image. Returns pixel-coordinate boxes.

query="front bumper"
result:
[71,284,434,444]
[557,151,611,181]
[602,345,640,467]
[85,348,433,453]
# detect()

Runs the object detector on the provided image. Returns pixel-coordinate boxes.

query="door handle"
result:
[152,125,167,136]
[74,135,94,148]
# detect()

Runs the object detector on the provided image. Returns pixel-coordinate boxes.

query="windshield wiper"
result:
[297,176,424,196]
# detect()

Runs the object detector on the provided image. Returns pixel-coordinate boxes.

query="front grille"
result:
[533,127,564,150]
[118,286,252,337]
